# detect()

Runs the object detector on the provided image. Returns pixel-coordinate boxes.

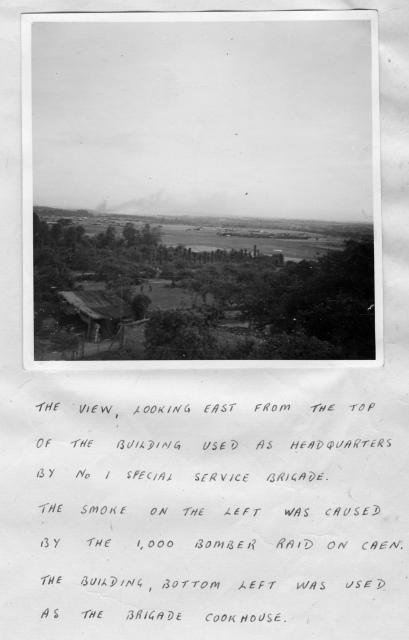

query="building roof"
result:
[74,281,107,292]
[59,290,132,321]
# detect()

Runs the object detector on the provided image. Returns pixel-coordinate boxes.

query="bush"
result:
[145,309,217,359]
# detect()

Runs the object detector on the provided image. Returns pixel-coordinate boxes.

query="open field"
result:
[159,223,343,261]
[131,279,197,309]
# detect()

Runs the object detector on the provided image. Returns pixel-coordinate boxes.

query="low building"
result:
[58,289,132,340]
[74,280,107,292]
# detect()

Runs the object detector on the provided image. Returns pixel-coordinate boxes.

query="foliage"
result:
[250,331,341,359]
[145,309,217,359]
[131,294,151,320]
[50,329,80,354]
[217,240,375,359]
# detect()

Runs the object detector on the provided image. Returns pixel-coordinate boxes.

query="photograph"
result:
[24,11,381,365]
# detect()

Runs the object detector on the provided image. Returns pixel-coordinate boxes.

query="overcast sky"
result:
[32,17,374,222]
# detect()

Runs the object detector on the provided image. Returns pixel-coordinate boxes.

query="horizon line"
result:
[33,204,373,227]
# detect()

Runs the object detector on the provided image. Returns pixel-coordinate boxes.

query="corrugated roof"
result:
[59,290,132,320]
[75,281,107,291]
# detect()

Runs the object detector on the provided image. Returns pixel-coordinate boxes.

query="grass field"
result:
[132,279,196,309]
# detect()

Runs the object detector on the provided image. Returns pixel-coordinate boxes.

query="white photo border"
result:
[21,9,383,370]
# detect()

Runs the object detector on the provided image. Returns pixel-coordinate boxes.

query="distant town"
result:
[33,206,375,361]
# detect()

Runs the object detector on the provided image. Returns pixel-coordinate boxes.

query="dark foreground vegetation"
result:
[33,210,376,360]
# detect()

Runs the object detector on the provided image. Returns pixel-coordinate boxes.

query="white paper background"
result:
[1,1,408,639]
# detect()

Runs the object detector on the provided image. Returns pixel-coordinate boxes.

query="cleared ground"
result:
[133,279,196,310]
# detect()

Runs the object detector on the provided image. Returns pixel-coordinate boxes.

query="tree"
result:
[50,221,64,244]
[131,294,151,320]
[33,212,50,247]
[122,222,138,247]
[141,223,161,247]
[63,224,85,249]
[96,225,117,249]
[145,309,217,359]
